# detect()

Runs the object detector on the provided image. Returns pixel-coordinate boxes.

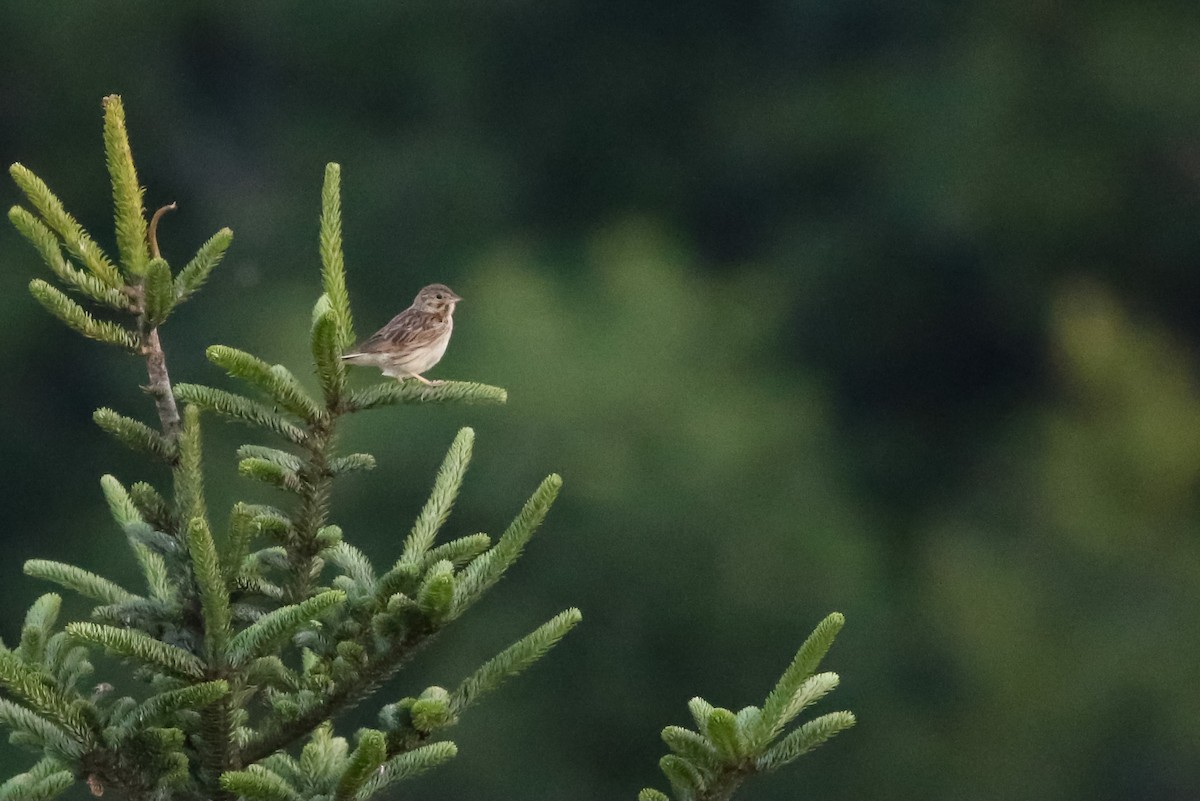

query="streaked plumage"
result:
[341,283,462,384]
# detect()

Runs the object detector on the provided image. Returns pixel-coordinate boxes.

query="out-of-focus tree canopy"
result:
[2,3,1198,799]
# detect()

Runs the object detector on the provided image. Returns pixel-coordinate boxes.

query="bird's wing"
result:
[352,309,434,353]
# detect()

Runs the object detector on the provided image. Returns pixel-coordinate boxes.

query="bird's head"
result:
[413,283,462,314]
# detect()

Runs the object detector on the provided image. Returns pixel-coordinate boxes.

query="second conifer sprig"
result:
[639,613,856,801]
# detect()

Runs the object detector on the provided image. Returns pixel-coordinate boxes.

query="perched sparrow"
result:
[341,283,462,384]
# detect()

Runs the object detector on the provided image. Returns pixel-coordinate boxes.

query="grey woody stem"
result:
[142,325,182,438]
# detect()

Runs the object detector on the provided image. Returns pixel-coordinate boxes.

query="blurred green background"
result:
[2,2,1199,799]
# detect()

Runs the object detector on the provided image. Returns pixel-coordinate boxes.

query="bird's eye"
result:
[435,293,444,300]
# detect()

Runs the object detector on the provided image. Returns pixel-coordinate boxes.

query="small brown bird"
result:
[341,283,462,384]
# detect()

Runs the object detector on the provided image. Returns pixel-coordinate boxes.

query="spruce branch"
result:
[0,699,83,759]
[174,384,306,443]
[754,611,844,746]
[333,729,386,801]
[28,279,138,350]
[175,405,207,524]
[0,760,74,801]
[23,560,137,606]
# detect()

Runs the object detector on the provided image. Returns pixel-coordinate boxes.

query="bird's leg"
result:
[407,373,435,386]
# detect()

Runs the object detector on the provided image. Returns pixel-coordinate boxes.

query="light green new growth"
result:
[319,163,355,350]
[102,94,150,276]
[8,207,128,309]
[176,228,233,300]
[144,258,176,326]
[8,163,122,288]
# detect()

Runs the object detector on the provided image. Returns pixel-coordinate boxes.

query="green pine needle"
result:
[705,708,744,762]
[452,473,562,615]
[660,753,706,799]
[418,533,492,572]
[355,741,457,798]
[9,163,122,288]
[319,163,356,350]
[175,384,306,442]
[311,294,346,402]
[754,710,857,772]
[755,612,844,745]
[23,560,136,605]
[176,405,207,523]
[28,279,137,350]
[220,765,300,801]
[346,380,508,411]
[639,789,671,801]
[0,652,92,739]
[450,607,581,716]
[334,729,386,801]
[65,622,204,679]
[0,764,74,801]
[323,542,376,593]
[102,95,149,276]
[187,517,231,662]
[402,427,474,562]
[175,227,233,301]
[415,561,455,623]
[227,590,345,667]
[660,726,720,771]
[0,700,82,759]
[8,206,129,309]
[93,408,176,462]
[19,594,61,664]
[142,257,175,326]
[328,453,376,475]
[207,345,322,421]
[124,680,230,733]
[239,458,303,494]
